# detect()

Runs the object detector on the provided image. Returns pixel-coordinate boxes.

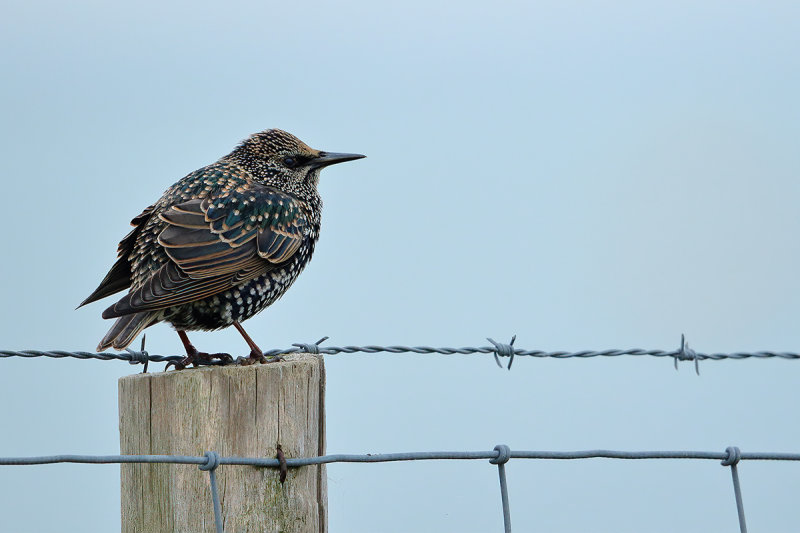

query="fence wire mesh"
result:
[3,336,798,531]
[2,445,797,533]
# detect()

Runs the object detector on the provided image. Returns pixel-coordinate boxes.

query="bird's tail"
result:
[97,312,158,351]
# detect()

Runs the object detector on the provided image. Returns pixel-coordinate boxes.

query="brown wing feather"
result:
[102,190,307,318]
[102,258,268,318]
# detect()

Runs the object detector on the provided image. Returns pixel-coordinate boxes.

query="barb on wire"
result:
[488,336,516,370]
[292,336,329,355]
[125,335,149,373]
[674,334,699,375]
[2,334,800,372]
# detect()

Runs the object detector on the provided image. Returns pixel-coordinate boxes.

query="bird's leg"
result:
[165,330,234,370]
[233,321,283,365]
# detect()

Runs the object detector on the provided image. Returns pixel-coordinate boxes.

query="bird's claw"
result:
[236,349,284,366]
[166,351,234,370]
[165,357,190,371]
[205,352,234,365]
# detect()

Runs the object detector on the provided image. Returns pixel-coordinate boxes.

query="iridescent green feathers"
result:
[102,172,308,319]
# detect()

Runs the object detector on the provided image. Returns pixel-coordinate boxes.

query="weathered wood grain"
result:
[119,354,326,533]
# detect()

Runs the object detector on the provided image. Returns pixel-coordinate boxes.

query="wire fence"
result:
[3,337,799,531]
[2,333,799,373]
[2,445,797,533]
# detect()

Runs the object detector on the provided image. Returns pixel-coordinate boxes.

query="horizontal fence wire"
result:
[1,446,797,533]
[1,334,799,372]
[3,448,800,467]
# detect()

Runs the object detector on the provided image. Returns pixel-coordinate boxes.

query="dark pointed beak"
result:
[311,151,366,169]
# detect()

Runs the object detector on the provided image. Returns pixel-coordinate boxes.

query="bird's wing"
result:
[78,205,155,307]
[102,186,308,318]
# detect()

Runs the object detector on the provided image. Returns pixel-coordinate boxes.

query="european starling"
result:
[79,129,364,367]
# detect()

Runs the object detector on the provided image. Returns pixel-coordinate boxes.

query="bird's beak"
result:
[310,151,366,169]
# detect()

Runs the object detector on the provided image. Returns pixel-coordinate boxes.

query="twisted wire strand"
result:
[0,349,176,363]
[2,335,799,368]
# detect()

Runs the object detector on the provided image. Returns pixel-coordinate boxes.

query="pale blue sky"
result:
[1,1,799,531]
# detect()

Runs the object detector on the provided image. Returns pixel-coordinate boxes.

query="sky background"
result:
[1,1,799,531]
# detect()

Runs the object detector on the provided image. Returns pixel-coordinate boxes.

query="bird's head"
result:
[227,129,364,197]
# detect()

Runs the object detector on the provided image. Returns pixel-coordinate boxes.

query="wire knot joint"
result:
[125,349,149,364]
[490,444,511,465]
[199,450,220,471]
[721,446,742,467]
[293,336,329,355]
[488,336,517,370]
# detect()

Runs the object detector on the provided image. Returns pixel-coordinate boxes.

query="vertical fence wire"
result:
[496,463,511,533]
[722,446,747,533]
[730,464,747,533]
[199,451,224,533]
[208,469,224,533]
[490,444,512,532]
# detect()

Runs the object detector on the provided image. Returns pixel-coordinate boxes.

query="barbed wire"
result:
[1,445,790,533]
[1,334,798,373]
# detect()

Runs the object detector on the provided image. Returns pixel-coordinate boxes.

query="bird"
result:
[79,129,364,368]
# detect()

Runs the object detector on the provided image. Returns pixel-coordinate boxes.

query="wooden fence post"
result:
[118,354,326,533]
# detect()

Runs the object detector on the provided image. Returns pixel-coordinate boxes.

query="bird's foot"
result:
[166,350,234,370]
[236,348,285,366]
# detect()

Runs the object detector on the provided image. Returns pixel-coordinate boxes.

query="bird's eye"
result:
[282,156,298,168]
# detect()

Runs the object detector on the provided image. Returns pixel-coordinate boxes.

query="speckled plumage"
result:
[80,129,364,355]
